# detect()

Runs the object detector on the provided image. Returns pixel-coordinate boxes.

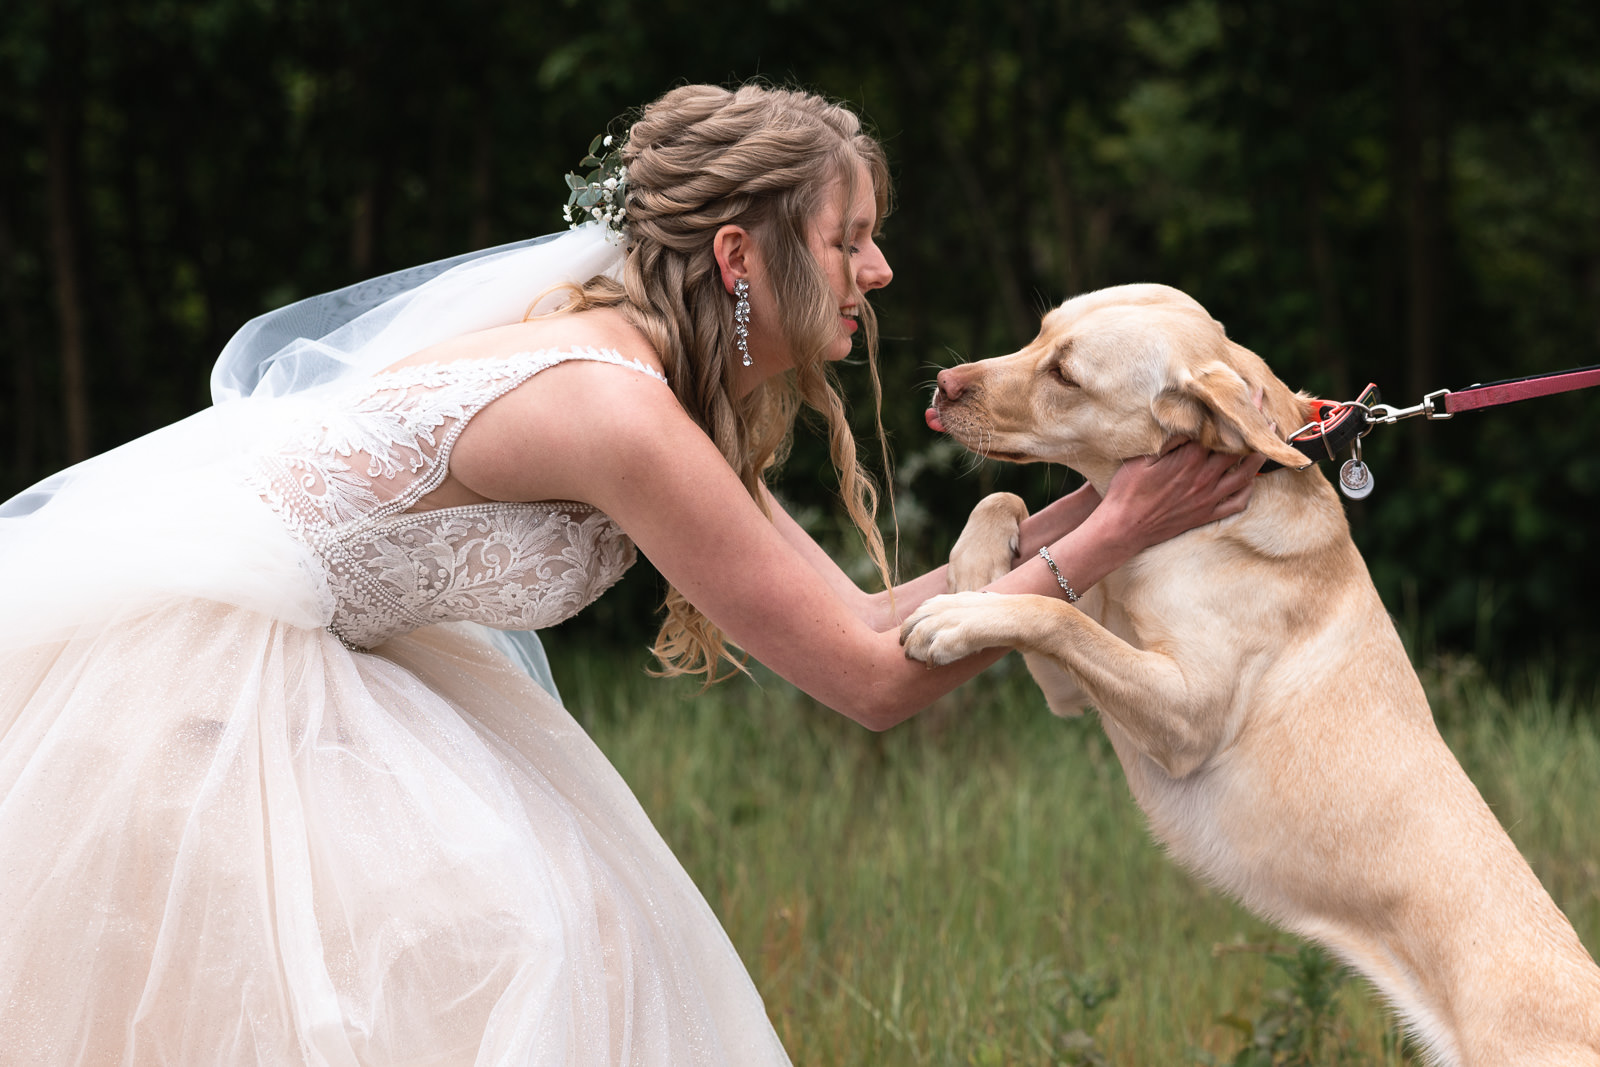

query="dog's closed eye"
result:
[1052,343,1080,388]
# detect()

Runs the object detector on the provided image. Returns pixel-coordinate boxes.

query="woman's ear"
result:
[713,225,754,293]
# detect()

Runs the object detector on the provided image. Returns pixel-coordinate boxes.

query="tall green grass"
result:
[545,640,1600,1065]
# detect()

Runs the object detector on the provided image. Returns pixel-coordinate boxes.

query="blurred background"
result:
[4,0,1597,676]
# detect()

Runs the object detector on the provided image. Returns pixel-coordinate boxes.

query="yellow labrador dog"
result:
[902,284,1600,1065]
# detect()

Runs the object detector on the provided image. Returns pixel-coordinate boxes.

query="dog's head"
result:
[927,284,1309,482]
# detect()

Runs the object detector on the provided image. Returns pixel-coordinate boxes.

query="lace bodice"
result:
[251,349,665,650]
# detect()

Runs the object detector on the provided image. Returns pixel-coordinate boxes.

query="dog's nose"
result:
[936,366,967,401]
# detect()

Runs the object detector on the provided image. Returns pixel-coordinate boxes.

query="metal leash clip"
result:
[1326,386,1451,499]
[1366,388,1454,426]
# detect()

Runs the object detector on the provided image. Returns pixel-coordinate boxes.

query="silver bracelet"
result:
[1037,546,1081,603]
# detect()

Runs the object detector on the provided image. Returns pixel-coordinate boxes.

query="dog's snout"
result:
[936,366,969,402]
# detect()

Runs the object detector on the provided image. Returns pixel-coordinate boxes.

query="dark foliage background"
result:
[4,0,1597,674]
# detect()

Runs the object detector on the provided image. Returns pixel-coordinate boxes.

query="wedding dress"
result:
[0,230,793,1065]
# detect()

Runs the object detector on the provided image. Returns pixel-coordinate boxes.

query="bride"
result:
[0,83,1261,1065]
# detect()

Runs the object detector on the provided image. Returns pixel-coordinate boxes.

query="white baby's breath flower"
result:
[561,130,630,236]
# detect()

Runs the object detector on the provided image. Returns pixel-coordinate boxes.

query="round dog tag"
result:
[1338,458,1374,500]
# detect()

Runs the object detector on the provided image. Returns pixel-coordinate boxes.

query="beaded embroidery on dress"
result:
[252,348,657,649]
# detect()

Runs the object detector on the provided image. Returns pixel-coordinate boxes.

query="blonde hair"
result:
[559,83,894,681]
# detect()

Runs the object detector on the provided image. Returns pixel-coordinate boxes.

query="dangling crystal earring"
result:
[734,278,752,367]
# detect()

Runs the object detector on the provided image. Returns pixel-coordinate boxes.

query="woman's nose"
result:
[857,243,892,293]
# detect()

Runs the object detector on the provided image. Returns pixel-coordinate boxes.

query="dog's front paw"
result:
[900,590,1015,666]
[948,492,1029,592]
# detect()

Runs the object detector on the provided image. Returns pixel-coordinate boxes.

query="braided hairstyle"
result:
[559,83,894,680]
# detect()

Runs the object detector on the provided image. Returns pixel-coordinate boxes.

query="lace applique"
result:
[251,349,664,648]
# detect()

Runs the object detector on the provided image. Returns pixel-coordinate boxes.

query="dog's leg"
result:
[944,494,1091,716]
[946,492,1027,592]
[901,591,1221,777]
[1022,650,1092,718]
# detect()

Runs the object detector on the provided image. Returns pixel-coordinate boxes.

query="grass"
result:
[543,638,1600,1065]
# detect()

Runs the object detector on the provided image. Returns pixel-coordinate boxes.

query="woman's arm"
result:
[759,490,963,632]
[456,362,997,727]
[1015,482,1102,561]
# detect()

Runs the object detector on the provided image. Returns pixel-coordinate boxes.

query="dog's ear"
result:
[1153,361,1308,469]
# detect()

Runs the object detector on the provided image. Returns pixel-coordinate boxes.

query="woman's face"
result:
[804,158,893,362]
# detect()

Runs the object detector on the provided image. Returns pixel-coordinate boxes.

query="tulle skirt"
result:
[0,602,790,1066]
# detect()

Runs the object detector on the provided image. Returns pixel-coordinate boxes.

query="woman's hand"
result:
[1094,440,1266,555]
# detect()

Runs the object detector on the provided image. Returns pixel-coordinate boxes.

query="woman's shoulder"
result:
[439,312,697,507]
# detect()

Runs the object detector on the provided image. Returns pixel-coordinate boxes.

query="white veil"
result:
[0,225,625,689]
[208,227,623,402]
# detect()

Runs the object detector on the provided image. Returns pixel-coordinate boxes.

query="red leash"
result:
[1436,364,1600,414]
[1268,364,1600,499]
